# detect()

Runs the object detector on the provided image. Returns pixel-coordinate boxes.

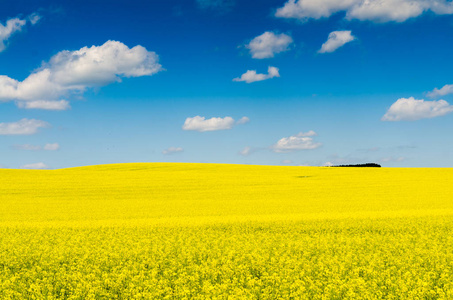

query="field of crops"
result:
[1,163,453,299]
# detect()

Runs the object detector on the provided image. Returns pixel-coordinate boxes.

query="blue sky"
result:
[1,0,453,169]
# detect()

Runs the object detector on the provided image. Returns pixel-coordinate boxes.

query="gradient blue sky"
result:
[1,0,453,169]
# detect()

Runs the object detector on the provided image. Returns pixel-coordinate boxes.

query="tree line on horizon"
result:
[331,163,381,168]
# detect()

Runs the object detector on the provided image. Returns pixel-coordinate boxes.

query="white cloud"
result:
[239,146,252,156]
[275,0,355,20]
[17,100,71,110]
[0,13,41,52]
[162,147,184,155]
[0,40,162,110]
[0,18,26,52]
[427,84,453,98]
[239,146,262,156]
[233,66,280,83]
[272,131,322,153]
[28,13,41,25]
[183,116,248,132]
[382,97,453,121]
[21,162,48,169]
[183,116,235,132]
[236,116,250,124]
[297,130,317,137]
[275,0,453,23]
[318,30,355,53]
[0,118,49,135]
[245,32,293,59]
[43,143,60,151]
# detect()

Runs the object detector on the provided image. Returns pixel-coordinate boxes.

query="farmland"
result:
[1,163,453,299]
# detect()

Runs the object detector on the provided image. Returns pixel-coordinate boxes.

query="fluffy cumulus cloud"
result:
[0,12,41,52]
[0,40,162,110]
[382,97,453,121]
[0,118,49,135]
[271,131,321,153]
[233,66,280,83]
[14,143,59,151]
[162,147,184,155]
[182,116,249,132]
[427,84,453,98]
[245,32,293,59]
[318,30,355,53]
[275,0,453,23]
[21,162,48,169]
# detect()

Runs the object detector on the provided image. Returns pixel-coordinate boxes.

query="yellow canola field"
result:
[1,163,453,299]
